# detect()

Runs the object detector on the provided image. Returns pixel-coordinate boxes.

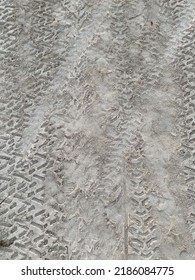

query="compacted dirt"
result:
[0,0,195,259]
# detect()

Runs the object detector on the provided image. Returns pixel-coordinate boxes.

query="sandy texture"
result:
[0,0,195,259]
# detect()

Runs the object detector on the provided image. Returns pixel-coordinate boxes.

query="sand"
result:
[0,0,195,259]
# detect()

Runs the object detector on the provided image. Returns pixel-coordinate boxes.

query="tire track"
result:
[160,0,195,62]
[0,0,31,260]
[0,0,66,259]
[39,0,116,258]
[139,0,195,259]
[139,2,193,259]
[176,24,195,253]
[107,0,160,259]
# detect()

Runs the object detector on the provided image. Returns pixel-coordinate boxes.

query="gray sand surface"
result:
[0,0,195,259]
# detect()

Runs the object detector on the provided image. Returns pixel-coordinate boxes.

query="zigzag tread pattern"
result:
[1,0,195,260]
[176,25,195,248]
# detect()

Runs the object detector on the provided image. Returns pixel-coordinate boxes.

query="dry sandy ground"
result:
[0,0,195,259]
